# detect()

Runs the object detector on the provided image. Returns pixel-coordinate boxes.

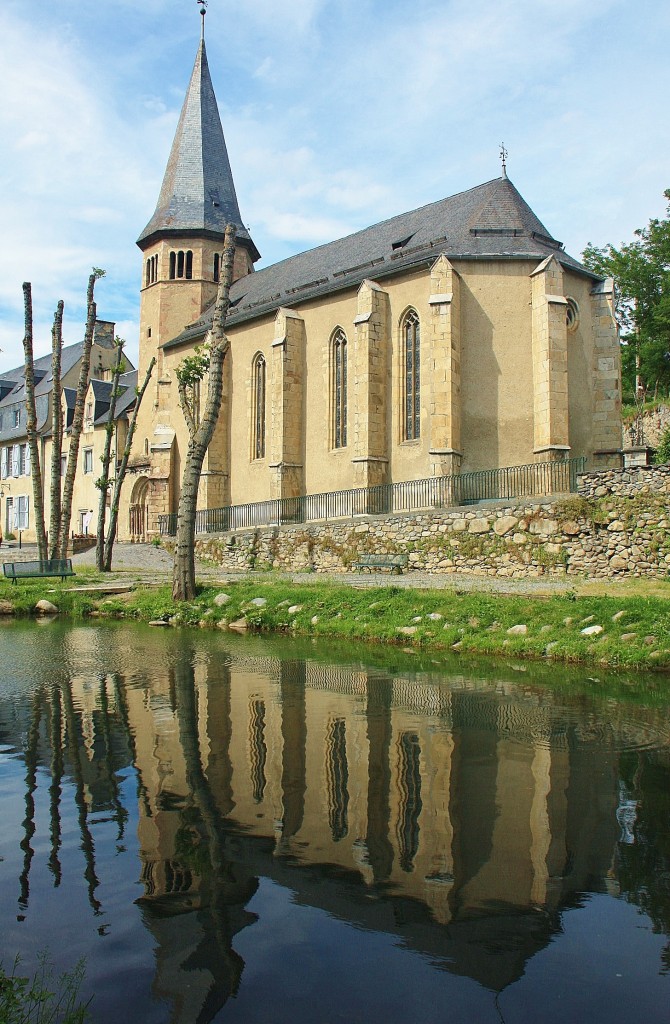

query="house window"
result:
[331,328,347,449]
[252,354,266,460]
[60,454,67,477]
[402,310,421,440]
[83,448,94,474]
[19,444,30,476]
[213,252,220,282]
[13,409,20,428]
[85,401,93,428]
[16,494,29,530]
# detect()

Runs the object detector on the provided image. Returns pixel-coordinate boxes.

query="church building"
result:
[125,24,621,541]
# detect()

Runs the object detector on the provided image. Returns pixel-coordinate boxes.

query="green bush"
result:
[654,425,670,464]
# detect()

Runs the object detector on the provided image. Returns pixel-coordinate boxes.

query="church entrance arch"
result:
[129,477,149,542]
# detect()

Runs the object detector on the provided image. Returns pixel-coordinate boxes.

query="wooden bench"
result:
[352,553,408,575]
[3,559,75,584]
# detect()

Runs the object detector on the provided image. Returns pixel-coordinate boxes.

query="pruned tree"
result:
[172,222,236,600]
[56,270,105,559]
[95,339,126,571]
[22,270,105,561]
[49,300,64,555]
[95,343,156,572]
[22,283,48,559]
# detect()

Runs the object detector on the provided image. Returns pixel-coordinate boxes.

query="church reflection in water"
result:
[6,629,670,1023]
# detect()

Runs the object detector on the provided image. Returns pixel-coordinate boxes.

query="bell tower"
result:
[136,6,259,382]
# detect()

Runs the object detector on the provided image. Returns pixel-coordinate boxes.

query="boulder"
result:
[214,593,232,606]
[494,516,518,536]
[468,518,490,534]
[35,599,58,615]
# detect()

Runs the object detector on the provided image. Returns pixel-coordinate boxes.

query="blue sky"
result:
[1,0,669,371]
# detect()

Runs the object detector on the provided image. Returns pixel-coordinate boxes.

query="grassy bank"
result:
[1,571,669,672]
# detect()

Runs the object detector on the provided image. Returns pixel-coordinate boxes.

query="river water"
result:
[0,620,669,1023]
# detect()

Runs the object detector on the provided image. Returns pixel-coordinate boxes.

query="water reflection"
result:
[1,625,670,1022]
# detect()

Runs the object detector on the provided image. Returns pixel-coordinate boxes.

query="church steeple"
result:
[138,36,259,263]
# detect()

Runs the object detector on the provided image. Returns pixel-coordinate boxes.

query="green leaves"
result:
[175,343,211,388]
[583,189,670,401]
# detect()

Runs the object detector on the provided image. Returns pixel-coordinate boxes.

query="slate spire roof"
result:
[138,39,259,260]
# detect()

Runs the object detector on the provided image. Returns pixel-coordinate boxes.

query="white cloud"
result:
[0,0,668,377]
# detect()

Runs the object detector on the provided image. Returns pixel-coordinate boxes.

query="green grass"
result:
[2,573,669,672]
[0,953,91,1023]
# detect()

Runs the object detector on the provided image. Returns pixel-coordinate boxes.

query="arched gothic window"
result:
[252,354,266,460]
[402,310,421,440]
[331,328,347,449]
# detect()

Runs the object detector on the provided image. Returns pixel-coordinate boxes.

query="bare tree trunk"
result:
[22,283,48,559]
[95,341,125,571]
[102,356,156,571]
[172,224,236,601]
[48,301,64,559]
[56,271,104,559]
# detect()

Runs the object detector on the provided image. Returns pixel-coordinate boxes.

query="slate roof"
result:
[0,341,136,442]
[166,175,600,350]
[92,371,138,426]
[138,39,259,260]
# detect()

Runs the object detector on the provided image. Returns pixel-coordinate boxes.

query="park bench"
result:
[3,559,75,584]
[352,552,408,575]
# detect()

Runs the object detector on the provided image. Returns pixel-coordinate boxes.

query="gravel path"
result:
[46,542,576,596]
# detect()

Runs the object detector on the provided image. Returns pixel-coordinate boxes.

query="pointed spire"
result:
[138,35,259,261]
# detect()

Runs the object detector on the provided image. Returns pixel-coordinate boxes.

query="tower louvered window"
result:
[169,250,194,280]
[403,310,421,440]
[332,328,347,449]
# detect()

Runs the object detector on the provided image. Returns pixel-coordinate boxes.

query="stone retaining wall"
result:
[579,464,670,498]
[194,476,670,581]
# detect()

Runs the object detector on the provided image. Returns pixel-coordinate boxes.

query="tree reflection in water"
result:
[2,627,670,1024]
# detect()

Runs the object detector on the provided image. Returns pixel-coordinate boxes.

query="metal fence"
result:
[159,457,586,537]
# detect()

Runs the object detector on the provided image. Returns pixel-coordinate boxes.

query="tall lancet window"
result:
[331,328,348,449]
[403,310,421,440]
[252,354,266,460]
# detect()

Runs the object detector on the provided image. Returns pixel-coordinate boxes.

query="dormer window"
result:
[13,409,20,428]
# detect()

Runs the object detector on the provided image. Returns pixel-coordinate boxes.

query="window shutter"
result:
[1,448,7,480]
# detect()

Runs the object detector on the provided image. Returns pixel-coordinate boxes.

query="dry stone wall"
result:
[193,468,670,581]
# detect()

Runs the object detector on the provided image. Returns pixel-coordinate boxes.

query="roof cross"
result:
[499,142,508,179]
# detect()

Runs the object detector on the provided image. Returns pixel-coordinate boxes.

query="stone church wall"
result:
[192,466,670,580]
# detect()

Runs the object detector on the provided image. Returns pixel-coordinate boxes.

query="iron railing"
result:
[158,457,586,537]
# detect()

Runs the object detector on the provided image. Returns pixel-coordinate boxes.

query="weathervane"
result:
[197,0,207,39]
[499,142,508,179]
